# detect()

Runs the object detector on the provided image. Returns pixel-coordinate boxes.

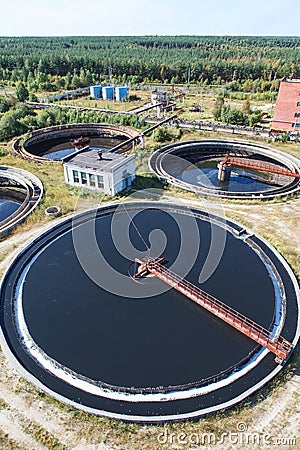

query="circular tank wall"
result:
[17,123,140,162]
[149,140,300,199]
[0,166,43,236]
[0,202,298,422]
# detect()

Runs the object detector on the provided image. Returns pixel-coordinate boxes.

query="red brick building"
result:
[272,78,300,131]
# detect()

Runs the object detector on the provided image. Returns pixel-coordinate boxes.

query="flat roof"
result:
[282,77,300,83]
[64,149,132,172]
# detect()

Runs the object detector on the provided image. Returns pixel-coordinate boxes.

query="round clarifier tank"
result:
[20,124,139,162]
[0,202,299,422]
[149,140,300,199]
[0,174,24,223]
[0,166,43,236]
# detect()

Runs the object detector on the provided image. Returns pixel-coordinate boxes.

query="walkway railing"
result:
[134,257,293,364]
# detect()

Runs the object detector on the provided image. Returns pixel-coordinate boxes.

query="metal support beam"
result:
[134,257,293,364]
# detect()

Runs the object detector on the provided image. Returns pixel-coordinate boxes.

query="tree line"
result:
[1,36,300,92]
[0,98,147,141]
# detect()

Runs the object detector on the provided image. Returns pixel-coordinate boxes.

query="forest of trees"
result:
[0,99,147,141]
[1,36,300,92]
[1,36,300,140]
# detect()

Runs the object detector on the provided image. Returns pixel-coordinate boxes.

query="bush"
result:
[153,127,174,142]
[127,94,140,101]
[221,105,248,125]
[248,111,262,127]
[280,133,291,143]
[0,97,11,113]
[0,111,28,140]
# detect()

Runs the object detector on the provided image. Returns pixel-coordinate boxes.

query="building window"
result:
[81,172,87,185]
[294,112,300,118]
[97,174,104,189]
[295,123,300,128]
[297,102,300,107]
[89,173,96,187]
[73,170,79,183]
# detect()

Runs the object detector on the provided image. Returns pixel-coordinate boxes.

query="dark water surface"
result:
[0,199,20,223]
[25,136,127,160]
[176,160,274,193]
[1,203,298,420]
[21,207,275,389]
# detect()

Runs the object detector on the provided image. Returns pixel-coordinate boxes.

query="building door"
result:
[122,178,129,190]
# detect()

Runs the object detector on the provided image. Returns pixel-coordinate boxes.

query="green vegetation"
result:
[2,35,300,134]
[279,132,291,143]
[15,82,29,102]
[213,95,263,126]
[0,398,8,409]
[153,126,181,142]
[0,34,299,450]
[0,430,24,450]
[0,102,146,141]
[1,36,299,93]
[0,97,12,113]
[213,95,224,121]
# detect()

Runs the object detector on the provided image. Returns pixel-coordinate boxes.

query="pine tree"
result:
[213,95,224,121]
[15,82,29,102]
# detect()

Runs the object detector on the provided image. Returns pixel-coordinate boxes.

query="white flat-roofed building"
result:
[63,149,135,196]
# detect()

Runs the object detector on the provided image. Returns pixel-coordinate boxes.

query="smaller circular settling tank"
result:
[18,123,139,162]
[0,166,43,236]
[149,140,300,199]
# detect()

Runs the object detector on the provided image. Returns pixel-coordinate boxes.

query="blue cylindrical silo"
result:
[90,85,102,99]
[115,86,128,101]
[102,86,114,101]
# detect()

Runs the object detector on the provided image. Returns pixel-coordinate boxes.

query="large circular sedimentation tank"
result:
[17,123,139,161]
[0,202,299,422]
[149,140,300,199]
[0,166,43,236]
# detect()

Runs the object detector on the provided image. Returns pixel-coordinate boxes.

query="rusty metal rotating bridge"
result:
[134,257,293,364]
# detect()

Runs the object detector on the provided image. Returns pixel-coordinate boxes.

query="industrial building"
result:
[63,149,135,195]
[272,78,300,131]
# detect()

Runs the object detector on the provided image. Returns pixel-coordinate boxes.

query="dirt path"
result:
[218,357,300,450]
[0,221,55,277]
